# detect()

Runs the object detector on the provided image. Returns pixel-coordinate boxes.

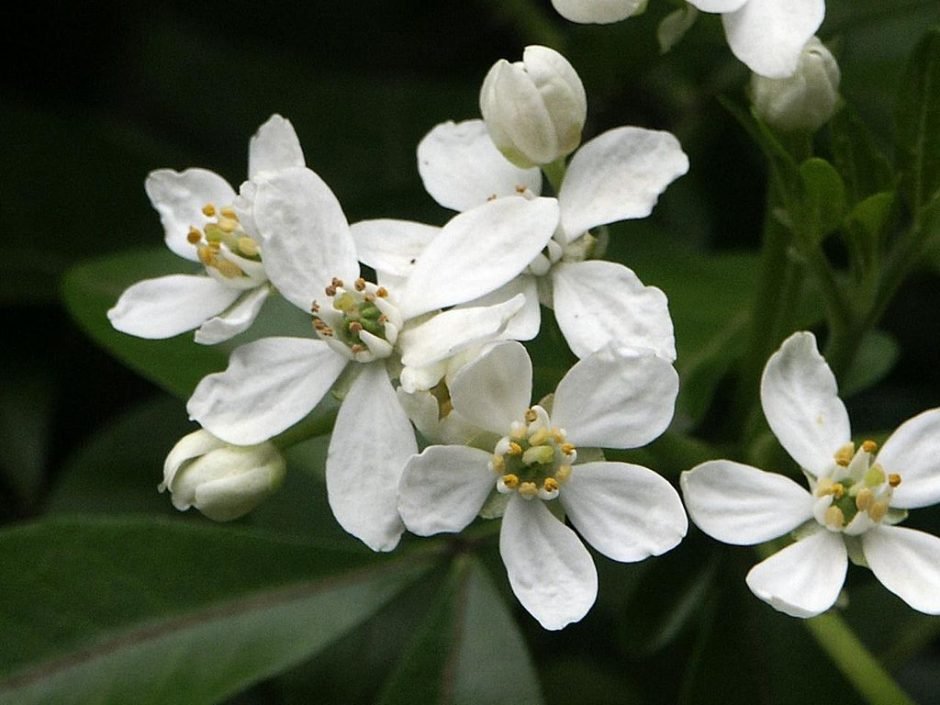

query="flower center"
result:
[311,277,403,362]
[488,405,577,501]
[525,231,597,277]
[188,202,267,289]
[813,440,902,533]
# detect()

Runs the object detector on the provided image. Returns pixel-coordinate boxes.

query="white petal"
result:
[552,347,678,449]
[247,114,305,178]
[399,196,558,319]
[685,0,747,12]
[350,219,440,279]
[550,0,647,23]
[253,166,358,311]
[108,275,240,339]
[194,285,270,345]
[760,331,850,476]
[500,497,598,630]
[722,0,825,79]
[558,127,688,242]
[398,294,525,369]
[463,275,542,341]
[187,337,347,445]
[450,341,533,436]
[417,119,541,211]
[326,363,414,552]
[745,529,847,618]
[145,168,237,260]
[877,408,940,509]
[680,460,814,545]
[562,461,686,562]
[551,261,675,361]
[862,526,940,614]
[398,445,495,535]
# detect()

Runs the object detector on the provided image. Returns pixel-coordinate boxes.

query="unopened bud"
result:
[480,45,587,168]
[160,430,286,521]
[750,37,840,133]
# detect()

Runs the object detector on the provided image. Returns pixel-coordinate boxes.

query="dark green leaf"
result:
[843,191,896,277]
[61,249,311,398]
[896,25,940,214]
[798,158,847,243]
[829,107,894,204]
[0,516,437,705]
[840,329,900,396]
[378,555,544,705]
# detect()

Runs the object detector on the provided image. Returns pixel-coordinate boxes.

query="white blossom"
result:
[398,340,686,629]
[681,332,940,617]
[403,118,686,361]
[108,115,305,344]
[186,166,558,551]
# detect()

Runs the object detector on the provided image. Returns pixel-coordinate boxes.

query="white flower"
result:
[160,429,286,521]
[186,166,558,551]
[107,115,305,344]
[750,36,841,132]
[398,340,687,630]
[681,331,940,617]
[479,45,587,168]
[551,0,825,79]
[393,118,686,361]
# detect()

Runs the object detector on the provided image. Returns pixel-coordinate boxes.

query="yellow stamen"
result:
[491,455,505,473]
[220,206,238,220]
[825,505,845,529]
[524,408,537,424]
[861,439,878,453]
[215,259,243,278]
[855,487,873,511]
[196,245,214,266]
[187,227,202,244]
[560,442,576,456]
[507,442,523,457]
[868,501,888,523]
[888,473,901,488]
[354,277,366,292]
[528,427,550,446]
[201,203,216,217]
[237,237,259,257]
[543,477,559,493]
[501,473,519,489]
[218,217,237,233]
[555,465,572,483]
[519,482,538,499]
[834,443,855,467]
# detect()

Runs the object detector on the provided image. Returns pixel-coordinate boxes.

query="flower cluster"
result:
[113,42,939,629]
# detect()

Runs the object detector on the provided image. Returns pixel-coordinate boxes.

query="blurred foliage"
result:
[2,1,940,703]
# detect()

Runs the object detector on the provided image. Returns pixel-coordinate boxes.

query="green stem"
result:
[542,157,567,195]
[803,612,917,705]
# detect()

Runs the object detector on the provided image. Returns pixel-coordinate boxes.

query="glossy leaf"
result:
[0,517,437,705]
[377,555,544,705]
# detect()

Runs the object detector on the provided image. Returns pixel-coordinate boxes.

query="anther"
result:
[348,321,363,334]
[354,277,366,292]
[215,259,243,278]
[555,465,572,483]
[507,442,523,457]
[325,285,337,297]
[862,439,878,453]
[855,487,873,511]
[888,473,901,487]
[310,301,320,313]
[834,443,855,467]
[331,277,344,288]
[825,505,845,529]
[219,217,237,233]
[524,408,537,424]
[237,237,259,257]
[491,455,506,473]
[543,477,559,493]
[220,206,238,220]
[500,474,519,491]
[518,482,538,499]
[201,203,216,217]
[528,427,550,446]
[868,501,888,523]
[376,287,388,298]
[187,227,202,244]
[560,442,576,456]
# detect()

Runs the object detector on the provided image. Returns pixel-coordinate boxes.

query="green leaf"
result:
[61,249,311,398]
[797,158,847,243]
[377,555,544,705]
[829,107,894,205]
[896,25,940,215]
[843,191,897,276]
[840,329,900,396]
[0,516,437,705]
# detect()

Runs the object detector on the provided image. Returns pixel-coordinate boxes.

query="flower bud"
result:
[479,45,587,168]
[160,430,286,521]
[750,37,841,133]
